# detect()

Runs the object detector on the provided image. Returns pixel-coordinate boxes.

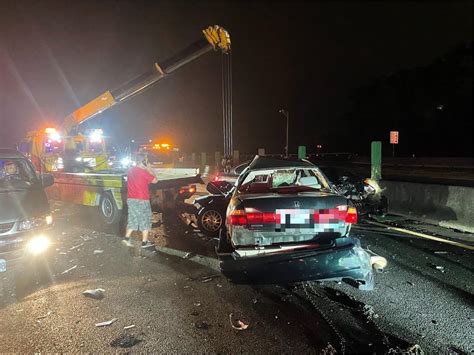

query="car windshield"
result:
[237,168,331,194]
[0,158,37,190]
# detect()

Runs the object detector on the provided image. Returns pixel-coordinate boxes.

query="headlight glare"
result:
[26,235,50,255]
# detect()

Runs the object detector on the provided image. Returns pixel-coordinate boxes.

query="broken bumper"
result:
[220,238,373,284]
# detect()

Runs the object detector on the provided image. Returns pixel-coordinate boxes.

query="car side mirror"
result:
[41,174,54,188]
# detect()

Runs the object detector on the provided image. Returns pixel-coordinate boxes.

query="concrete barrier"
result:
[381,180,474,233]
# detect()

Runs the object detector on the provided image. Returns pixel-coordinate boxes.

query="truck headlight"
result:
[121,157,131,167]
[26,235,50,255]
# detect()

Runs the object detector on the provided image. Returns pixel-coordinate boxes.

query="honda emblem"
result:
[294,201,300,208]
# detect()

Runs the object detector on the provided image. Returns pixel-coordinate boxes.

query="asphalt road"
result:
[0,203,473,353]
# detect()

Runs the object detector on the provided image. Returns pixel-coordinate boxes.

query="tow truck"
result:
[18,25,231,225]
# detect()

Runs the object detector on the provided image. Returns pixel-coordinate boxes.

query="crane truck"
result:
[18,25,231,225]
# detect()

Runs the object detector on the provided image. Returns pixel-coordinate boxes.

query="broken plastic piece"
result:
[69,243,84,251]
[123,324,136,330]
[370,255,387,271]
[229,313,249,330]
[183,252,195,259]
[61,265,78,275]
[36,310,52,320]
[93,250,104,255]
[95,318,117,327]
[82,288,105,300]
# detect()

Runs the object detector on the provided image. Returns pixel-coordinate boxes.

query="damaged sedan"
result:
[217,156,381,290]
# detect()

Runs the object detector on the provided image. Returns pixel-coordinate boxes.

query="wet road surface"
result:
[0,202,472,353]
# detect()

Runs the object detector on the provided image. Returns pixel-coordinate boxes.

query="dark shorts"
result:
[127,198,152,231]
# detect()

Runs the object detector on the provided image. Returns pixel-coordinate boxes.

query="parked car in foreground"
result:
[217,155,376,289]
[0,149,54,274]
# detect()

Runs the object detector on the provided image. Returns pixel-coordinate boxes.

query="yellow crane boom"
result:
[63,25,231,133]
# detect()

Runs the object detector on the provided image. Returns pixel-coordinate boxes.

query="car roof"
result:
[0,149,25,159]
[247,155,316,170]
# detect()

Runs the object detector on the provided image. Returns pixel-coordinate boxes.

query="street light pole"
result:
[279,109,289,158]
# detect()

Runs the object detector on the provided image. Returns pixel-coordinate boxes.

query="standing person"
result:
[122,153,158,248]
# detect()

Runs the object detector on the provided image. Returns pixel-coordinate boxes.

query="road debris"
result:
[123,324,136,330]
[110,334,142,348]
[320,343,337,355]
[95,318,118,327]
[69,243,84,251]
[362,304,379,320]
[407,281,415,286]
[428,263,445,273]
[201,274,220,283]
[61,265,78,275]
[36,311,53,320]
[183,252,196,259]
[229,313,249,330]
[93,250,104,255]
[82,288,105,300]
[80,235,95,242]
[194,302,201,307]
[194,320,210,330]
[388,344,424,355]
[433,251,448,254]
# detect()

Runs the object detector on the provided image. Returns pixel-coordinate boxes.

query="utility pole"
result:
[279,109,289,157]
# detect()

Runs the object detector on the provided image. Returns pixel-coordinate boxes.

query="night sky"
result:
[0,1,472,156]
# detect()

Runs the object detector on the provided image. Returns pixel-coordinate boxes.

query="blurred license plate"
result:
[0,259,6,272]
[277,209,311,225]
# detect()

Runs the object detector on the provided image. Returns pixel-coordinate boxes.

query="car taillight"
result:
[333,205,357,224]
[228,209,247,225]
[228,208,280,226]
[345,207,358,224]
[179,185,196,194]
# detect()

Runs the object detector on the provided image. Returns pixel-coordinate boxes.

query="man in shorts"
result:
[122,153,158,248]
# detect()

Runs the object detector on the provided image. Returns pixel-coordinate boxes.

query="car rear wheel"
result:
[197,208,223,236]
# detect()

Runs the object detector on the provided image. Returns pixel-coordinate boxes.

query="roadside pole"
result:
[371,141,382,180]
[298,146,306,159]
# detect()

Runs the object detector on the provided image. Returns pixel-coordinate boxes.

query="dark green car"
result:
[219,156,376,290]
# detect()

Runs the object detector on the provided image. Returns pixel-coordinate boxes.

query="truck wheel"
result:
[197,208,223,236]
[99,192,121,225]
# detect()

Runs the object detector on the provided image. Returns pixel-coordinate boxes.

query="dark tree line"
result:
[340,42,472,157]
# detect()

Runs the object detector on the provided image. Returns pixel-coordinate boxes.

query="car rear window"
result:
[238,168,330,194]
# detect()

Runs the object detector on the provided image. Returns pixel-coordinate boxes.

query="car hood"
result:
[0,188,50,223]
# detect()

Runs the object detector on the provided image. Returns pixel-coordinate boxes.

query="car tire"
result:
[99,192,121,225]
[197,208,224,237]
